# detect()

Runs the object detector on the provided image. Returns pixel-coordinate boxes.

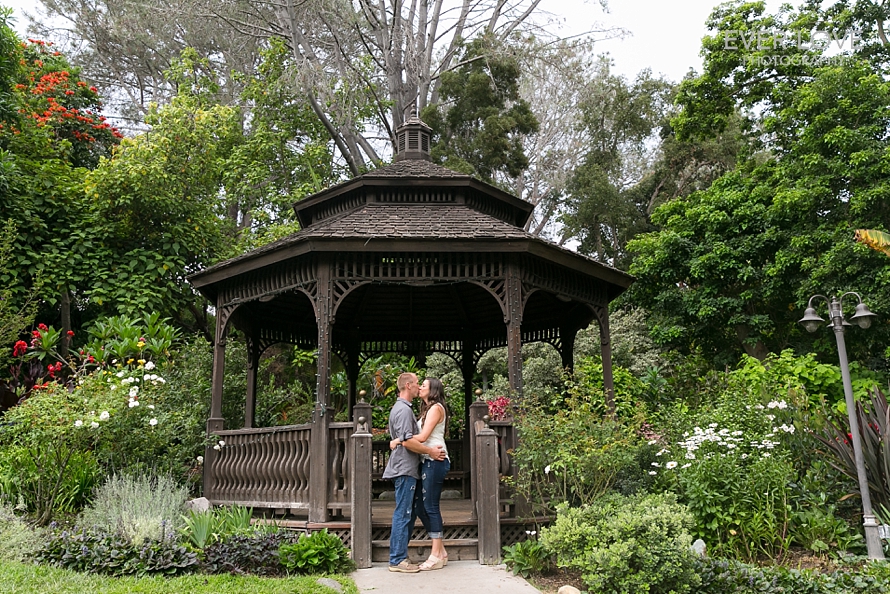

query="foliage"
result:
[502,536,551,578]
[630,0,890,367]
[0,558,359,593]
[815,387,890,515]
[692,556,890,594]
[83,86,237,330]
[651,383,801,560]
[422,33,539,182]
[202,532,298,576]
[0,501,47,562]
[510,388,650,514]
[180,504,255,550]
[35,526,197,576]
[0,445,100,518]
[0,325,199,521]
[540,493,700,594]
[0,220,40,374]
[561,58,673,265]
[78,474,187,545]
[278,529,354,575]
[83,313,179,365]
[574,308,665,377]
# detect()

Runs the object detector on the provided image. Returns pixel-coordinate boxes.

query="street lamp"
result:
[799,292,883,560]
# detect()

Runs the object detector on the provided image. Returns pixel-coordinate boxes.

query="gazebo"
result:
[188,115,633,561]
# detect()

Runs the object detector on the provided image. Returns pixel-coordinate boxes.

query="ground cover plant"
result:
[0,560,358,594]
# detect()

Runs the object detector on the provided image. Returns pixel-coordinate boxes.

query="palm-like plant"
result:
[855,229,890,258]
[814,387,890,517]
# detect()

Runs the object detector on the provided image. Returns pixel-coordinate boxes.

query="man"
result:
[383,372,446,573]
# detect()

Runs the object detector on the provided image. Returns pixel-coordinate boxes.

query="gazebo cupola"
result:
[393,111,432,162]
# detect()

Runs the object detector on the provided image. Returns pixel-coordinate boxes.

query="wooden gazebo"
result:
[188,115,633,562]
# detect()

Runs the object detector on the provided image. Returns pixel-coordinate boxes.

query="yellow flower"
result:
[137,341,146,348]
[127,358,134,364]
[137,359,146,366]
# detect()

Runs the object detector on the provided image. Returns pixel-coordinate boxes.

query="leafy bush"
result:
[503,537,551,578]
[692,556,890,593]
[0,445,100,518]
[510,391,650,513]
[0,502,46,562]
[540,493,700,594]
[36,526,197,576]
[79,474,187,544]
[278,529,354,575]
[202,532,298,576]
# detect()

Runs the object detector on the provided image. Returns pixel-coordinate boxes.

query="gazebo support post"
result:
[310,261,334,523]
[244,335,258,429]
[505,265,523,396]
[346,336,359,420]
[559,325,577,374]
[595,306,616,416]
[204,304,229,498]
[461,336,475,496]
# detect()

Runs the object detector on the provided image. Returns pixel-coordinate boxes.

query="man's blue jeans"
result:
[415,457,450,538]
[389,475,418,566]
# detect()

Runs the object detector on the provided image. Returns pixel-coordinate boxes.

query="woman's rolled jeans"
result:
[414,457,451,539]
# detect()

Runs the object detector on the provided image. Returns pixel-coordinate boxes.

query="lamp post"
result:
[799,292,884,560]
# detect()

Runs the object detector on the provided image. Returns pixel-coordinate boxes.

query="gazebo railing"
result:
[207,423,312,509]
[328,422,352,508]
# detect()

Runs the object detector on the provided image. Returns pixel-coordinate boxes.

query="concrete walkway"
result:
[351,561,542,593]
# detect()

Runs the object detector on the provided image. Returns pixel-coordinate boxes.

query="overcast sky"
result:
[5,0,786,84]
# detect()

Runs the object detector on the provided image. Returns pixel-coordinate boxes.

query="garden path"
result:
[351,560,541,593]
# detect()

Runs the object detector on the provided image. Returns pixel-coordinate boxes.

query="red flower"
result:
[66,330,75,337]
[88,355,95,363]
[37,323,48,330]
[12,340,27,357]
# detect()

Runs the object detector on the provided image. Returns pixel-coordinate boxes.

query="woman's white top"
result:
[418,402,448,461]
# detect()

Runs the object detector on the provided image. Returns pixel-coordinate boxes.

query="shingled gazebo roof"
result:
[190,158,632,304]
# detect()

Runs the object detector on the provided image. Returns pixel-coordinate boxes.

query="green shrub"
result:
[0,502,46,562]
[79,474,187,545]
[202,532,298,576]
[692,556,890,593]
[540,493,700,594]
[510,391,650,513]
[278,529,354,575]
[35,527,197,576]
[503,538,551,578]
[0,445,101,518]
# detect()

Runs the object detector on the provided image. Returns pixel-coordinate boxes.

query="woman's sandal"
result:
[419,555,444,571]
[441,553,448,566]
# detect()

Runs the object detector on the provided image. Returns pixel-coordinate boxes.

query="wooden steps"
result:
[371,538,479,562]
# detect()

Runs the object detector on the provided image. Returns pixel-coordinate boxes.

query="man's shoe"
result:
[389,560,421,573]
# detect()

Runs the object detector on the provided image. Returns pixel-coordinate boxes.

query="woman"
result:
[390,377,450,570]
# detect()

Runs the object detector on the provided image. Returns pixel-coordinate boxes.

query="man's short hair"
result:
[397,372,417,392]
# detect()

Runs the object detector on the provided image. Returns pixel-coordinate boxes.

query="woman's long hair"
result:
[420,377,449,437]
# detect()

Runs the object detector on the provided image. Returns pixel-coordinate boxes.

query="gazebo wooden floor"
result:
[257,498,536,530]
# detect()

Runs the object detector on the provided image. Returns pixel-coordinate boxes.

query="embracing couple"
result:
[383,372,451,573]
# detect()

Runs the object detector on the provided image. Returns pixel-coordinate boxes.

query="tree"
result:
[558,59,673,264]
[0,34,122,338]
[28,0,265,122]
[629,58,890,366]
[30,0,612,178]
[422,34,539,182]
